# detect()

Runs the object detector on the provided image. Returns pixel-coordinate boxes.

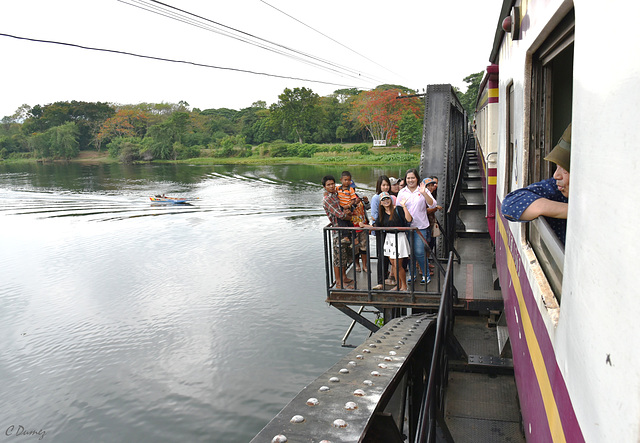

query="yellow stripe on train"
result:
[497,216,566,442]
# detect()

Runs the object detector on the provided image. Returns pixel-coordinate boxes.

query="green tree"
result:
[270,87,322,143]
[48,122,80,159]
[458,72,484,116]
[397,111,423,152]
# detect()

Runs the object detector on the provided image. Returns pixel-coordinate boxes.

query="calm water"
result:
[0,162,408,442]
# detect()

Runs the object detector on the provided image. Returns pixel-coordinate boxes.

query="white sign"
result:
[373,140,387,147]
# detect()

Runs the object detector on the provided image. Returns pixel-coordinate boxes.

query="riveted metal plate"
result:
[468,354,513,368]
[251,314,436,443]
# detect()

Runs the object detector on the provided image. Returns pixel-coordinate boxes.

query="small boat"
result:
[149,195,193,204]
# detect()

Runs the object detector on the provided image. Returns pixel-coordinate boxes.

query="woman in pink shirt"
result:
[396,168,436,285]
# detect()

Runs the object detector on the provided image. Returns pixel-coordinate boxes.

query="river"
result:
[0,162,409,442]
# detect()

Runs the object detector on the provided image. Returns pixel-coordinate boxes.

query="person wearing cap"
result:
[370,175,395,287]
[360,191,413,291]
[424,177,443,275]
[502,123,571,245]
[389,177,400,196]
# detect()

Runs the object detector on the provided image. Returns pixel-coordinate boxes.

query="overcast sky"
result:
[0,0,503,118]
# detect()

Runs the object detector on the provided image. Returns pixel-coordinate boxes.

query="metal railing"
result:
[323,224,449,299]
[416,251,455,443]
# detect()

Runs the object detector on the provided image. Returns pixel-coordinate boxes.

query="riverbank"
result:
[1,148,421,166]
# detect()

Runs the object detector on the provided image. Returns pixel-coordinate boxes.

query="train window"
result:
[528,9,574,301]
[505,82,514,195]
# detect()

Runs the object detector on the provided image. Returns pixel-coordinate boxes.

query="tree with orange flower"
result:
[95,109,149,150]
[350,87,422,144]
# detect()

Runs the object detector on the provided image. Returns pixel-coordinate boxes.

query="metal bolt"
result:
[344,401,357,410]
[332,419,348,428]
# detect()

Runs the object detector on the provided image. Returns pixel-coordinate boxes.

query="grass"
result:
[1,146,421,167]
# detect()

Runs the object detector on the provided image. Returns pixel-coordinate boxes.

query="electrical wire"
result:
[258,0,405,79]
[116,0,387,84]
[0,33,368,88]
[119,0,369,82]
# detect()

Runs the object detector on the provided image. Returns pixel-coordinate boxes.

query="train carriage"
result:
[481,0,640,441]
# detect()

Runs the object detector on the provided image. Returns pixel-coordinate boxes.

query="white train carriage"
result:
[486,0,640,441]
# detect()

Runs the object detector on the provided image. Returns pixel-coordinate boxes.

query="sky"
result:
[0,0,504,119]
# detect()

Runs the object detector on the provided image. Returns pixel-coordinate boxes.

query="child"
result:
[336,171,358,244]
[350,194,369,272]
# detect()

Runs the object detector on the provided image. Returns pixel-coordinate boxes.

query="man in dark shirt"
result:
[502,124,571,244]
[322,175,353,289]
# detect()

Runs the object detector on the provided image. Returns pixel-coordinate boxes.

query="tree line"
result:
[0,75,482,162]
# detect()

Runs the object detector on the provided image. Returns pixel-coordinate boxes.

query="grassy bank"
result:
[1,146,421,167]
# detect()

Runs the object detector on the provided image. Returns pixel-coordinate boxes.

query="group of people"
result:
[322,169,443,290]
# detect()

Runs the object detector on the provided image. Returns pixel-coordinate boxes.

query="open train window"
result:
[528,9,574,301]
[505,82,514,195]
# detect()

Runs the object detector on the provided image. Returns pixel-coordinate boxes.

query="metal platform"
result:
[453,237,503,312]
[251,314,436,443]
[444,316,523,442]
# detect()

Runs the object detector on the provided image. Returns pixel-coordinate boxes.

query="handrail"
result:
[447,143,468,216]
[324,223,447,297]
[415,252,454,443]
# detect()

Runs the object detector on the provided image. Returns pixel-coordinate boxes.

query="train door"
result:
[528,9,574,300]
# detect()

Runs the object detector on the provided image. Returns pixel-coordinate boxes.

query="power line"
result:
[258,0,404,79]
[116,0,387,84]
[119,0,367,82]
[0,33,368,88]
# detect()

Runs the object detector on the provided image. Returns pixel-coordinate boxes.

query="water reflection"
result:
[0,162,412,442]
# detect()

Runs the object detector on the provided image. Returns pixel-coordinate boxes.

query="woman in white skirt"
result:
[375,191,413,291]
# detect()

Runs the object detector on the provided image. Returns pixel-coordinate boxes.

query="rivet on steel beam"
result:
[271,435,287,443]
[368,344,377,348]
[363,380,373,386]
[371,371,381,376]
[363,349,371,353]
[332,419,348,428]
[306,398,319,406]
[389,351,397,355]
[353,389,366,396]
[329,377,340,383]
[339,368,349,374]
[344,402,357,410]
[378,363,388,369]
[356,355,364,359]
[319,386,330,392]
[290,415,305,423]
[348,361,357,366]
[384,357,393,361]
